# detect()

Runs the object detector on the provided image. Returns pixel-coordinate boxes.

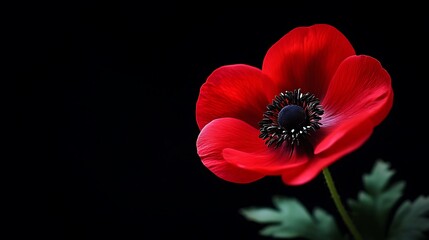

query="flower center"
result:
[259,88,324,148]
[277,105,306,130]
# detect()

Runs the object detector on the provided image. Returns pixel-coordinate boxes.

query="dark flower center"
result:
[259,88,324,148]
[277,105,306,130]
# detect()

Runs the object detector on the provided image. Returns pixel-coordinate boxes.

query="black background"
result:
[11,2,429,240]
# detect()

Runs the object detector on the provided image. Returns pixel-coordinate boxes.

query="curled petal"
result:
[197,118,308,182]
[321,55,393,128]
[197,118,265,183]
[223,147,307,174]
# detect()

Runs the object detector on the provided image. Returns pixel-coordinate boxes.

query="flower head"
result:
[195,24,393,185]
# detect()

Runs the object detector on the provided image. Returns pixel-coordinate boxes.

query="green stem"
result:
[322,168,363,240]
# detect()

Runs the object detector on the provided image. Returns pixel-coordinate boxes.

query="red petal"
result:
[262,24,355,98]
[321,55,393,128]
[282,116,374,185]
[223,147,307,174]
[196,118,308,182]
[196,64,277,130]
[196,118,265,183]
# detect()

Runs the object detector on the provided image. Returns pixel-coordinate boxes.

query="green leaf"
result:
[240,195,346,239]
[347,159,406,240]
[387,196,429,240]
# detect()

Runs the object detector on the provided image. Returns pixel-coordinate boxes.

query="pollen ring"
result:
[259,88,324,148]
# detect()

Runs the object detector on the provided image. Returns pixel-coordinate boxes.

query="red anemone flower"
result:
[195,24,393,185]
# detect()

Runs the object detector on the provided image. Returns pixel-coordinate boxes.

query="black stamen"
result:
[259,88,324,149]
